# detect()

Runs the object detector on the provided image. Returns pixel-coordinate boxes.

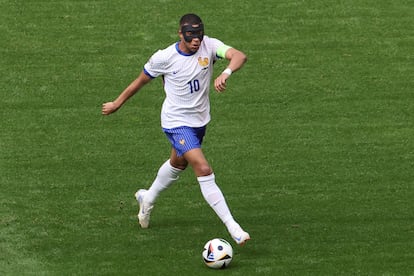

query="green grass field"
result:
[1,0,413,275]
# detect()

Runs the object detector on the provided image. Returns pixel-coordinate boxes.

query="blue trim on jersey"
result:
[175,42,196,56]
[143,68,155,78]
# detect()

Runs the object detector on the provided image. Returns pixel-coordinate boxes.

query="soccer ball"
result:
[202,238,233,269]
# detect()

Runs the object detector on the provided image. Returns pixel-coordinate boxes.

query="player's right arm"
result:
[102,70,152,115]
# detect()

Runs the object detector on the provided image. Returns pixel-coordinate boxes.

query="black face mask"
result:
[181,24,204,42]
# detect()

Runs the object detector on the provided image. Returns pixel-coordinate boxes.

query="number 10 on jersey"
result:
[188,79,200,93]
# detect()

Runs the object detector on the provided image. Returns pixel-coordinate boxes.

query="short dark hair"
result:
[179,13,203,26]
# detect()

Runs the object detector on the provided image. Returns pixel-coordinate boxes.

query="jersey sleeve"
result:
[205,36,232,59]
[201,36,230,60]
[143,50,166,78]
[216,44,232,59]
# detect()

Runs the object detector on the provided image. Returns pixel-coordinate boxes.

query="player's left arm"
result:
[214,47,247,92]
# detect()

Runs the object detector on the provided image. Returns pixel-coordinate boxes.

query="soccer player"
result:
[102,13,250,245]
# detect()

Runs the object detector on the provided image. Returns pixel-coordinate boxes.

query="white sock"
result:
[198,173,236,227]
[145,159,182,204]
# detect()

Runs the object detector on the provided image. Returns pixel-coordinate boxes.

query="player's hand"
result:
[214,73,229,92]
[102,101,120,115]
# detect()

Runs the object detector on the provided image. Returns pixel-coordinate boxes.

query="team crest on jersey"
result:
[179,139,185,145]
[198,57,209,67]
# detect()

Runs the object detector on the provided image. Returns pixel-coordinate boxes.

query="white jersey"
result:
[143,36,225,129]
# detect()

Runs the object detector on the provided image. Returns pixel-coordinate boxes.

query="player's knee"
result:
[170,156,188,170]
[195,164,213,177]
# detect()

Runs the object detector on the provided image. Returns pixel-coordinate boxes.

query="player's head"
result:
[179,13,204,43]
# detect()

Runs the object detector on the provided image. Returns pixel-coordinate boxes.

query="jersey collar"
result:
[175,42,196,56]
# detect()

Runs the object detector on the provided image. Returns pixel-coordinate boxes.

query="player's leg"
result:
[135,148,186,228]
[182,148,212,176]
[144,149,186,203]
[184,148,250,245]
[169,147,188,171]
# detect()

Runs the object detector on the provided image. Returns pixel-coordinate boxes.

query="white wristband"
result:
[222,68,232,76]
